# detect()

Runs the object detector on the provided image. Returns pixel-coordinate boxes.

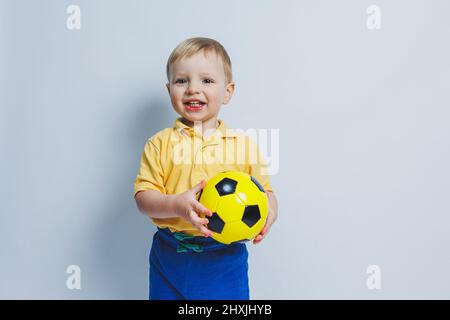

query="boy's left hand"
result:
[253,192,278,245]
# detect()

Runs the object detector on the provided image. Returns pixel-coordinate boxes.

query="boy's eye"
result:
[174,78,214,84]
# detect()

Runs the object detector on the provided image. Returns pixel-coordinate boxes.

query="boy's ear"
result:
[166,83,170,94]
[223,82,235,104]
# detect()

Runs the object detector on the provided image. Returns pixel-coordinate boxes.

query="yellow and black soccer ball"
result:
[197,171,268,245]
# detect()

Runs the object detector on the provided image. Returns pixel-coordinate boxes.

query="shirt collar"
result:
[173,117,238,140]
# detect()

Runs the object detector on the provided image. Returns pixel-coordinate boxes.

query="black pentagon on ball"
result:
[215,178,237,196]
[242,205,261,228]
[207,212,225,233]
[250,176,265,193]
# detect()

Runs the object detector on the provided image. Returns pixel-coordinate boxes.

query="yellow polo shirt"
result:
[134,117,273,235]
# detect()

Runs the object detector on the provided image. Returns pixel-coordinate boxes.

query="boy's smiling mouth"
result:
[183,99,206,112]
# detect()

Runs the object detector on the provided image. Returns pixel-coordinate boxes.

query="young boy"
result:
[134,37,278,300]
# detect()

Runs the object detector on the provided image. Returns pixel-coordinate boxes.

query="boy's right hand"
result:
[173,180,214,237]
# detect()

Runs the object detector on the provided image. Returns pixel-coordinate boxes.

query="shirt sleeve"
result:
[245,136,273,193]
[133,139,166,197]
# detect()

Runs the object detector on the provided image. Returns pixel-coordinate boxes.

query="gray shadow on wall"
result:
[92,95,173,299]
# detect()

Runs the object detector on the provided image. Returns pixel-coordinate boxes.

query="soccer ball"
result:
[197,171,268,245]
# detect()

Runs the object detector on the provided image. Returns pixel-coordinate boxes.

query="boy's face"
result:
[166,50,234,125]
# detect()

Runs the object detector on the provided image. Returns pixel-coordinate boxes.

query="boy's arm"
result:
[253,190,278,244]
[135,190,179,219]
[134,180,214,237]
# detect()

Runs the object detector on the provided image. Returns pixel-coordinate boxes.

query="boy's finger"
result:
[253,226,271,244]
[261,225,270,235]
[190,179,206,194]
[253,235,263,244]
[189,210,209,227]
[261,217,274,234]
[189,210,202,224]
[193,201,212,217]
[199,225,213,237]
[188,210,201,224]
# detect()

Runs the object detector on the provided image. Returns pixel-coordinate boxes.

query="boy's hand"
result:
[253,192,278,245]
[173,180,214,237]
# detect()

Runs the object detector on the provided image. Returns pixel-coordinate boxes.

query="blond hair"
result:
[166,37,233,83]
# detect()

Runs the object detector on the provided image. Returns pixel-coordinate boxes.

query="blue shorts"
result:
[149,227,249,300]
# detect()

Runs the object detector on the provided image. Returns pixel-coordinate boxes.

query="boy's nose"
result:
[186,84,200,95]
